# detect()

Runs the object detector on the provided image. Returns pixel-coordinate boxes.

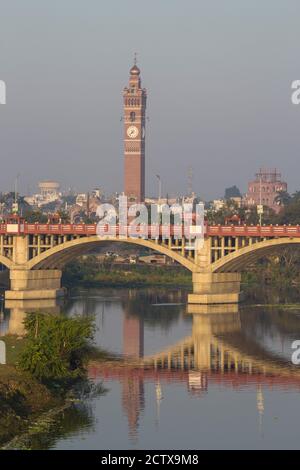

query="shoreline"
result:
[0,364,60,447]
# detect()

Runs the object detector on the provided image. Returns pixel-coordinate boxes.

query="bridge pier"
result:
[5,269,65,300]
[188,272,242,305]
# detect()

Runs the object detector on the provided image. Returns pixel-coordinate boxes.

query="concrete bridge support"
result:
[188,272,242,305]
[4,236,65,300]
[5,269,64,300]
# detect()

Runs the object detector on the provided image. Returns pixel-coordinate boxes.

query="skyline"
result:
[0,1,300,199]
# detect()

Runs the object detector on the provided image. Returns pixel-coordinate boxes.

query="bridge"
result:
[1,217,300,303]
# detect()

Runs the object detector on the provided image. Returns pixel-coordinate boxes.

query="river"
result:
[2,287,300,450]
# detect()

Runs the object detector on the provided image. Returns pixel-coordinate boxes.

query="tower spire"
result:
[134,52,137,66]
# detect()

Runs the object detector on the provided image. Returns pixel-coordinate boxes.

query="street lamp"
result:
[12,174,20,215]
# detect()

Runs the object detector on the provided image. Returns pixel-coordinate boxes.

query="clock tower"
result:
[123,58,147,203]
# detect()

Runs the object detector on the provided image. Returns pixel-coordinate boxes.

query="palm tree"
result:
[292,191,300,202]
[274,191,291,207]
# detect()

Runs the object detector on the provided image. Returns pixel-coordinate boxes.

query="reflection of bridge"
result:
[1,220,300,303]
[89,305,300,380]
[2,298,300,439]
[88,304,300,438]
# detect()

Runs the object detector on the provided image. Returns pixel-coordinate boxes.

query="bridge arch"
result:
[26,236,196,272]
[0,255,14,270]
[211,238,300,273]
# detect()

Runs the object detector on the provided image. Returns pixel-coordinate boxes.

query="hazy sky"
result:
[0,0,299,200]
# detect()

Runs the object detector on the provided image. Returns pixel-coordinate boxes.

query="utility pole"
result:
[188,166,193,197]
[12,174,20,215]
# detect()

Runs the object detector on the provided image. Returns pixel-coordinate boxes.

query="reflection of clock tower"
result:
[123,58,147,203]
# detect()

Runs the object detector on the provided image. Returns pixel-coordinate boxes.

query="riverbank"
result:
[0,313,108,449]
[62,256,300,301]
[0,335,63,446]
[63,261,192,288]
[0,357,58,446]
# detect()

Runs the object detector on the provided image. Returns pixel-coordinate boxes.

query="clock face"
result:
[127,126,139,139]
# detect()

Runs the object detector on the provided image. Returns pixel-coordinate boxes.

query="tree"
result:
[57,209,70,223]
[274,191,291,207]
[292,191,300,202]
[0,192,31,215]
[276,200,300,225]
[61,195,77,205]
[23,210,48,223]
[19,313,95,381]
[102,254,115,272]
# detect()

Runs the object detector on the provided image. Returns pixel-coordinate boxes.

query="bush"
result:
[19,313,95,381]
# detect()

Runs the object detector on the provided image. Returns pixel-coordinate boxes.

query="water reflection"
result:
[1,298,64,337]
[2,289,300,449]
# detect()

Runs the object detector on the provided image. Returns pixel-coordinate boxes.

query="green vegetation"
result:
[23,210,48,223]
[242,246,300,303]
[0,312,107,447]
[19,313,95,381]
[0,364,55,445]
[62,256,192,288]
[0,192,31,216]
[2,335,26,366]
[274,191,300,224]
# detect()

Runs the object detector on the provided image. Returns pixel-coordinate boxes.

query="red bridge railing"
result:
[206,225,300,237]
[0,222,300,237]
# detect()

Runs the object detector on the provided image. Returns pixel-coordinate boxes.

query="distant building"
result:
[76,193,88,207]
[69,192,102,222]
[139,254,168,265]
[91,188,103,199]
[245,168,287,214]
[24,180,61,208]
[224,185,241,200]
[230,196,243,208]
[145,197,178,205]
[209,197,242,213]
[212,199,225,212]
[38,180,60,198]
